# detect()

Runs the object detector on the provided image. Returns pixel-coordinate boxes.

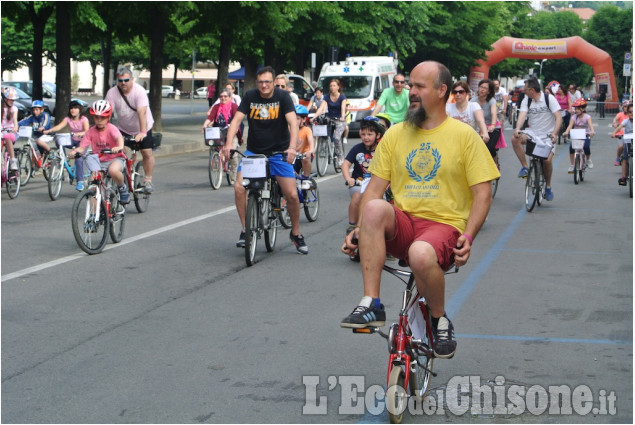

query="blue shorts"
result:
[238,150,295,178]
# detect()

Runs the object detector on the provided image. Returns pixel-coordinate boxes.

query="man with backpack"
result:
[511,77,562,201]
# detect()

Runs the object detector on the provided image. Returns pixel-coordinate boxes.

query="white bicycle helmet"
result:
[90,99,113,117]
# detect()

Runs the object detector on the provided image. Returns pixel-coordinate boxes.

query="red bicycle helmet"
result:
[90,100,113,117]
[572,98,587,108]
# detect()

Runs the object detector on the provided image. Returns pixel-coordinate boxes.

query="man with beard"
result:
[340,61,499,359]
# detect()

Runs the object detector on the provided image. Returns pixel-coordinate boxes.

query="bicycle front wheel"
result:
[18,150,32,186]
[573,154,580,185]
[386,366,407,424]
[209,149,222,190]
[4,156,20,199]
[536,161,545,206]
[315,138,329,177]
[303,181,319,222]
[244,192,259,266]
[108,181,126,243]
[629,155,633,199]
[71,189,109,255]
[47,156,64,200]
[524,161,538,212]
[263,197,277,252]
[133,161,150,213]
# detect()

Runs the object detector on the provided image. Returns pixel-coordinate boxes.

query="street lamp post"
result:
[534,59,547,79]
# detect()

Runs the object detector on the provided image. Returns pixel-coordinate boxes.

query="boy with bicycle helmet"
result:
[293,104,315,179]
[18,99,53,160]
[342,116,386,235]
[69,100,130,203]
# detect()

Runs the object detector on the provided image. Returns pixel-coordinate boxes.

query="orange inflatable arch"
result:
[469,36,618,103]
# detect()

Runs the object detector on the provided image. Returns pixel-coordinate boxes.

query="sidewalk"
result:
[154,123,208,158]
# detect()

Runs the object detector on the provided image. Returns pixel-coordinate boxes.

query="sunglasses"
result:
[275,84,286,88]
[394,80,406,84]
[452,89,466,94]
[118,78,131,83]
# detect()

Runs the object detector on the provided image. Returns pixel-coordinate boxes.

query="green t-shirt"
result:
[377,88,410,124]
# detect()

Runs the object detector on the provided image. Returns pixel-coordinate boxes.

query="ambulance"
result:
[316,56,398,134]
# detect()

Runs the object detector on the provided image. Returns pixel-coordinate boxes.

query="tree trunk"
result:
[217,32,232,96]
[90,60,98,93]
[29,4,53,101]
[55,2,71,124]
[149,5,165,131]
[264,37,275,72]
[243,57,259,93]
[101,28,113,98]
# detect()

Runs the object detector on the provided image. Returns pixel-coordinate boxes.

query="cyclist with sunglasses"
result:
[105,67,155,194]
[446,81,489,143]
[371,73,410,124]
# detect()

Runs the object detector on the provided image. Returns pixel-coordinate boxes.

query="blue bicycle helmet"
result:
[361,116,386,136]
[32,100,45,108]
[295,104,309,116]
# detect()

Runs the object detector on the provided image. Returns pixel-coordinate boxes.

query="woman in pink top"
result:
[554,85,572,132]
[563,98,595,172]
[1,87,20,170]
[69,100,130,204]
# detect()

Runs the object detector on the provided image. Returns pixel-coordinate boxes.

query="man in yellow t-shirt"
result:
[340,61,500,360]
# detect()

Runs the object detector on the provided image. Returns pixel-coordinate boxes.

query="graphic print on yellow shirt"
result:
[369,118,500,233]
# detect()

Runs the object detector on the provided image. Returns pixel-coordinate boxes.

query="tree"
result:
[54,2,71,123]
[584,5,633,95]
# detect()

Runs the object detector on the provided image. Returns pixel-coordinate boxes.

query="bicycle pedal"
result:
[352,327,377,334]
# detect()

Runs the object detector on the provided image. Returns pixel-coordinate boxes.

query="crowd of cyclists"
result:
[3,63,632,360]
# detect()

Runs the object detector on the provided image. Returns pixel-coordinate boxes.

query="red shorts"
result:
[385,206,460,271]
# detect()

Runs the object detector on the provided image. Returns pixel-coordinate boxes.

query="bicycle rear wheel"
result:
[579,156,585,182]
[315,138,329,177]
[18,150,32,186]
[524,161,538,212]
[303,182,319,222]
[573,154,580,185]
[274,183,292,229]
[47,154,64,200]
[209,149,222,190]
[133,161,150,213]
[108,179,126,243]
[386,366,407,424]
[245,192,259,266]
[72,189,109,255]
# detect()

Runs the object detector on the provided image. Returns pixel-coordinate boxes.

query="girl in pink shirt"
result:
[69,100,130,203]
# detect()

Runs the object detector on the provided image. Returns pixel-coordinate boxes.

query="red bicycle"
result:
[123,136,151,213]
[352,262,458,423]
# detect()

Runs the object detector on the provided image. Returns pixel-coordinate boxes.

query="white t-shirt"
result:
[494,87,508,112]
[569,90,582,104]
[520,92,561,135]
[446,101,482,131]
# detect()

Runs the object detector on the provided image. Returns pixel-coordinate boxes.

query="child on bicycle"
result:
[563,98,595,173]
[613,100,630,166]
[43,100,90,190]
[69,100,130,203]
[18,100,53,159]
[293,104,314,179]
[1,87,20,170]
[341,117,386,235]
[612,103,633,186]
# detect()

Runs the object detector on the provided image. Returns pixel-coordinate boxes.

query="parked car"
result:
[162,85,175,98]
[2,85,51,120]
[2,80,89,116]
[193,87,208,99]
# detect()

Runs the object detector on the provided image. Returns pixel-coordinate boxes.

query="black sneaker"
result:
[340,297,386,328]
[290,231,308,255]
[236,231,246,248]
[433,316,457,359]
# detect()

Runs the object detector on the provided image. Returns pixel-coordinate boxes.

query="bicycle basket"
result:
[18,126,33,138]
[312,125,328,137]
[525,139,550,159]
[204,127,225,146]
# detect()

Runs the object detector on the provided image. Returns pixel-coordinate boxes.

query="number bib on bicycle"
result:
[238,150,295,178]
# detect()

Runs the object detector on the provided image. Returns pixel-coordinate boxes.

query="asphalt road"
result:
[1,128,632,423]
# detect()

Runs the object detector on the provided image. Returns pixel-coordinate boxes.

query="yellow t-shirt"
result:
[369,118,500,233]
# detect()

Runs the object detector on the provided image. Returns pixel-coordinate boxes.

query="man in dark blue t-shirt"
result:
[224,66,308,254]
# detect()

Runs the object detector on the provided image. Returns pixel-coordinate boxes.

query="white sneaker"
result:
[343,137,348,144]
[587,159,593,169]
[567,165,574,173]
[9,158,18,171]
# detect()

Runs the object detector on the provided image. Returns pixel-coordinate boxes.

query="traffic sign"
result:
[625,52,632,64]
[624,64,631,77]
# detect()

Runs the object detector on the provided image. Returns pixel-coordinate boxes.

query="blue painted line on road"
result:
[458,333,632,346]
